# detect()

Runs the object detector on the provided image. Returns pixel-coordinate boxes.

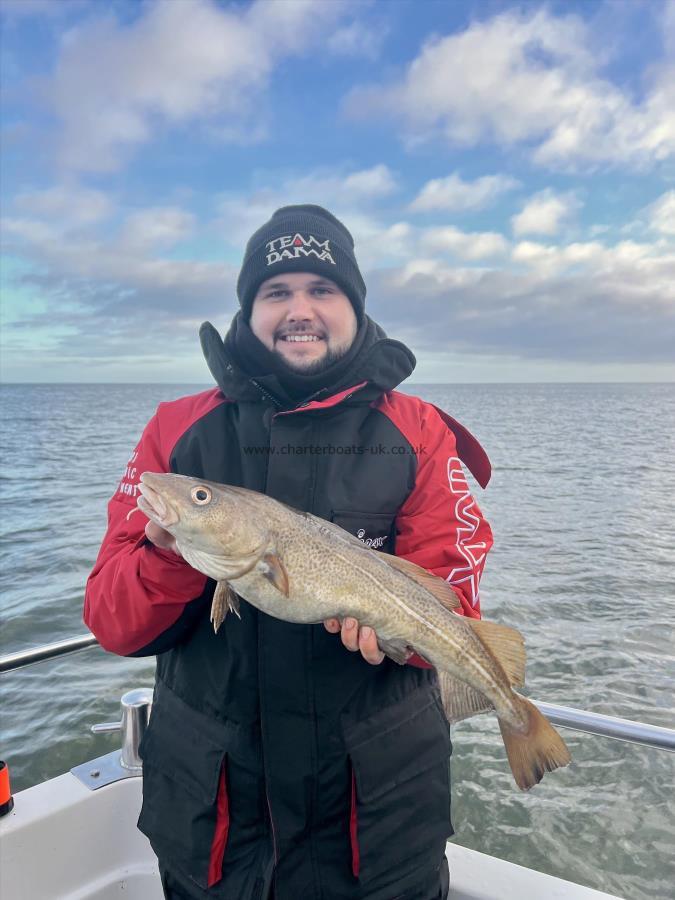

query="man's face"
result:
[249,272,358,373]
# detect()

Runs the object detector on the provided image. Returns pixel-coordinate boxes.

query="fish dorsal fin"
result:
[380,555,462,612]
[466,619,526,687]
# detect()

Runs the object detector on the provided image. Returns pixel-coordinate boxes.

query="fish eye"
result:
[191,486,212,505]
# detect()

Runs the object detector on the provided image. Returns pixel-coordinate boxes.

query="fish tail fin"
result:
[498,695,571,791]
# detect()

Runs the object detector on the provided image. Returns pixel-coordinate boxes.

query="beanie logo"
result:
[265,233,336,266]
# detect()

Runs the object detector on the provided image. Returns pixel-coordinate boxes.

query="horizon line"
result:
[2,380,674,387]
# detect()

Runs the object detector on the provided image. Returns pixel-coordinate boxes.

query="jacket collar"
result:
[199,316,415,411]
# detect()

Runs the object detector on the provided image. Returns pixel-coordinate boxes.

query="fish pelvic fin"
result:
[438,673,494,723]
[261,552,290,596]
[466,619,526,687]
[381,555,461,612]
[210,581,239,633]
[378,637,413,665]
[499,695,572,791]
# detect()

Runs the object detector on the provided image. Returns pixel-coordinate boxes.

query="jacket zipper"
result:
[249,379,283,409]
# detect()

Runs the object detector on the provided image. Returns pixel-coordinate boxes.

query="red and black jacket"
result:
[84,318,493,900]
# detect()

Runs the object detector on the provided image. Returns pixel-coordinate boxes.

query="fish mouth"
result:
[136,475,179,529]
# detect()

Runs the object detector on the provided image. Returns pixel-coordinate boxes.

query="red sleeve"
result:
[374,394,494,668]
[83,392,223,656]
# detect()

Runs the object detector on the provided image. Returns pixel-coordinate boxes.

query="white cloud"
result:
[5,196,675,371]
[511,238,675,297]
[511,189,580,236]
[341,164,397,198]
[424,226,510,260]
[120,207,196,249]
[45,0,350,172]
[15,185,113,228]
[2,201,226,319]
[279,164,397,205]
[216,164,398,248]
[346,7,675,170]
[365,235,675,365]
[644,190,675,236]
[326,21,388,60]
[409,173,520,212]
[2,217,62,245]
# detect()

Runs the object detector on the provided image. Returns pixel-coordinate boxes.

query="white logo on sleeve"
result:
[265,233,336,266]
[446,457,489,607]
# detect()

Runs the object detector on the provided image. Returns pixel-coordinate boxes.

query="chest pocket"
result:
[330,510,396,555]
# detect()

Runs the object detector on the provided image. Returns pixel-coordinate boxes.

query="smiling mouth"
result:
[279,334,324,343]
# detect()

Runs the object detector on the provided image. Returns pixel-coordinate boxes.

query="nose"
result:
[286,290,315,321]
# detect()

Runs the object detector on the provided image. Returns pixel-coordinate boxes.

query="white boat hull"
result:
[0,762,623,900]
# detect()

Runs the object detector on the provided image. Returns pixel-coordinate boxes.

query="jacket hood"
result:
[199,313,416,407]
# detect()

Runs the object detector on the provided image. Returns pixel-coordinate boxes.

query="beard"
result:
[274,342,350,374]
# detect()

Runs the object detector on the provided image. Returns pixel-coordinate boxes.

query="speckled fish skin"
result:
[138,474,516,711]
[136,471,571,790]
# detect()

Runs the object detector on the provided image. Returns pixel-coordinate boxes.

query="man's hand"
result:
[145,521,181,556]
[323,617,385,665]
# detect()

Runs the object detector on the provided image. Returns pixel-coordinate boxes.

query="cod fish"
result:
[134,472,571,790]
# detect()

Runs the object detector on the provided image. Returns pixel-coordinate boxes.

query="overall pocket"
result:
[344,687,453,886]
[138,689,232,890]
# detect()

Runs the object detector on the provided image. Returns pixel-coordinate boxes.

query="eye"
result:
[191,486,212,505]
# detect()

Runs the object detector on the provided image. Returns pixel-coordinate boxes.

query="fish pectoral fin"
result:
[466,619,526,687]
[380,555,461,612]
[377,637,412,665]
[437,672,494,724]
[261,552,290,596]
[210,581,239,633]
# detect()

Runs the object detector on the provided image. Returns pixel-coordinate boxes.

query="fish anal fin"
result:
[378,637,412,665]
[437,672,494,723]
[210,581,238,634]
[499,695,572,791]
[381,555,461,612]
[262,552,290,596]
[466,619,526,687]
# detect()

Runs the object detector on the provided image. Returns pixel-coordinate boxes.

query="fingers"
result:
[358,624,385,665]
[341,617,360,651]
[323,617,384,665]
[145,521,179,555]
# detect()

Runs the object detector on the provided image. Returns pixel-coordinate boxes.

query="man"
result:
[84,205,493,900]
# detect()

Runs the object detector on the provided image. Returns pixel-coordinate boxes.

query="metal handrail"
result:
[0,634,99,672]
[1,635,674,752]
[531,700,675,752]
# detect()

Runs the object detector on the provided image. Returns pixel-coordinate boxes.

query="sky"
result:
[1,0,674,383]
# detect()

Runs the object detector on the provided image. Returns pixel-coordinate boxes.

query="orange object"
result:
[0,760,14,816]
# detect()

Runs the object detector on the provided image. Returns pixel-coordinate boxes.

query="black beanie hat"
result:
[236,204,366,322]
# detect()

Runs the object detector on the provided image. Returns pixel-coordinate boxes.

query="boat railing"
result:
[0,634,98,671]
[1,634,674,752]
